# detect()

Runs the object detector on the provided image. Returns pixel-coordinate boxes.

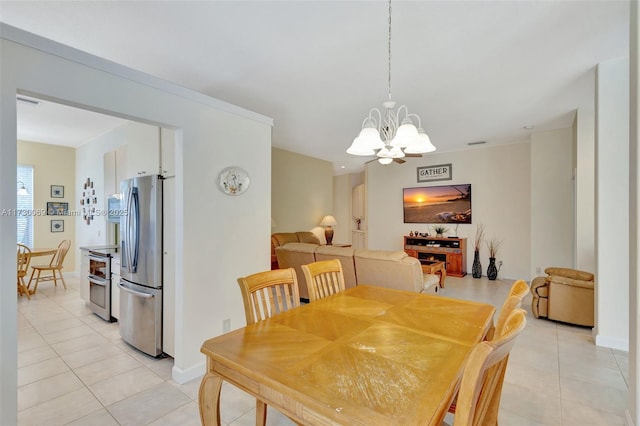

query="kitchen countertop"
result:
[80,245,119,256]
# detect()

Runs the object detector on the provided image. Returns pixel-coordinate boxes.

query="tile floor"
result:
[16,275,628,425]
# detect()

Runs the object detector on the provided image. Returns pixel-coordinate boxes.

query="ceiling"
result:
[2,1,629,174]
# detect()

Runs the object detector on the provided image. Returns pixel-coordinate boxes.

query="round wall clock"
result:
[218,167,250,195]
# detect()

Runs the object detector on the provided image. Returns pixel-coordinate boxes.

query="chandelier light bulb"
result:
[378,157,393,165]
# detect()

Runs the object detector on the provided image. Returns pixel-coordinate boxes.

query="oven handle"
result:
[89,276,108,286]
[118,282,153,299]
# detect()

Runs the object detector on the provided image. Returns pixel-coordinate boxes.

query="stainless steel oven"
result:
[89,252,112,321]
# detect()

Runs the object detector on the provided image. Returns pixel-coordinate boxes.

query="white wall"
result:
[0,25,272,424]
[333,174,350,244]
[367,142,531,281]
[530,127,575,276]
[595,57,630,351]
[271,147,333,241]
[575,106,596,272]
[630,3,639,423]
[17,140,76,271]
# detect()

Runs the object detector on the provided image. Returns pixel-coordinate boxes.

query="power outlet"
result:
[222,319,230,333]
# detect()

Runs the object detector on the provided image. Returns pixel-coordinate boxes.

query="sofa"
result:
[271,232,321,269]
[275,241,436,300]
[530,267,595,327]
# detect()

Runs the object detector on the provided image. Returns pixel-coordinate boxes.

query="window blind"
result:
[17,165,33,247]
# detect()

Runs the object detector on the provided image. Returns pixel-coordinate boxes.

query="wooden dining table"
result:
[30,247,57,258]
[199,285,495,426]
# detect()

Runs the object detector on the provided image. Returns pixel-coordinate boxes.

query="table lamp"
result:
[319,215,337,245]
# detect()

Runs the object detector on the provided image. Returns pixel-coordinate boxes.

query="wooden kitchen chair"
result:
[17,244,32,299]
[453,309,527,426]
[237,267,301,426]
[508,279,530,300]
[301,259,345,302]
[450,295,526,415]
[28,239,71,293]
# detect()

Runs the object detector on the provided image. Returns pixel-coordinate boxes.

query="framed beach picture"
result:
[50,185,64,198]
[403,184,472,224]
[47,202,69,216]
[50,219,64,232]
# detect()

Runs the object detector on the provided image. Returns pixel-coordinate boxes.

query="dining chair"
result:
[17,244,32,299]
[508,279,530,300]
[236,267,301,425]
[301,259,346,302]
[28,239,71,293]
[484,280,530,341]
[450,286,529,414]
[452,308,527,426]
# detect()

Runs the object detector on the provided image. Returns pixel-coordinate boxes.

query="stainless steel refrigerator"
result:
[119,174,163,357]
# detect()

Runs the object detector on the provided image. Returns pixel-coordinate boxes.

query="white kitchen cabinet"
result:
[124,124,160,179]
[104,150,117,197]
[160,128,176,177]
[111,256,121,320]
[80,250,89,302]
[115,145,128,189]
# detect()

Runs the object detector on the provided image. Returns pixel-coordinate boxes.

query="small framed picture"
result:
[50,219,64,232]
[51,185,64,198]
[47,202,69,216]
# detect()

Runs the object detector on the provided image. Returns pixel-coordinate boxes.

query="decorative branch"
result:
[473,223,485,251]
[486,237,503,258]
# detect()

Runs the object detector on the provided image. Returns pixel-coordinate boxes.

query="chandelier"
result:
[347,0,436,165]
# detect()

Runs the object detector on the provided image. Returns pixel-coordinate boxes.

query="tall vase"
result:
[472,250,482,278]
[487,257,498,280]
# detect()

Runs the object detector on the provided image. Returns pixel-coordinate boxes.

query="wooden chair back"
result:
[301,259,346,302]
[486,295,524,341]
[17,244,32,299]
[237,268,300,325]
[453,309,527,426]
[50,239,71,268]
[17,243,32,276]
[508,279,530,300]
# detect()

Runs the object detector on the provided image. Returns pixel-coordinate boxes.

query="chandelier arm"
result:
[364,108,383,131]
[407,113,422,129]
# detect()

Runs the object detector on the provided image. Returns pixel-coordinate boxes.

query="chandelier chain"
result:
[388,0,392,101]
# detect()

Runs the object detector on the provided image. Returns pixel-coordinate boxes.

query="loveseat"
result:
[530,267,595,327]
[275,241,436,299]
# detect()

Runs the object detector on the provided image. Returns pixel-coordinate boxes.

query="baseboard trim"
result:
[595,334,629,352]
[172,362,205,384]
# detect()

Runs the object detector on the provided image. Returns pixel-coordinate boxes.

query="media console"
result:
[404,236,467,277]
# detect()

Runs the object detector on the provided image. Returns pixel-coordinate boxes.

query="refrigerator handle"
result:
[130,187,140,272]
[118,282,154,299]
[123,186,137,273]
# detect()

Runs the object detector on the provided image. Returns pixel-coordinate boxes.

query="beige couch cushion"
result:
[354,249,423,293]
[296,232,321,245]
[315,245,357,290]
[275,243,319,299]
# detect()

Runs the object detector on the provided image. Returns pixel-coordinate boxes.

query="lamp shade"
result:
[319,215,337,227]
[17,182,29,196]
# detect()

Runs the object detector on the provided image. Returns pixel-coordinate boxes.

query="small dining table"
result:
[30,247,57,258]
[199,285,495,426]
